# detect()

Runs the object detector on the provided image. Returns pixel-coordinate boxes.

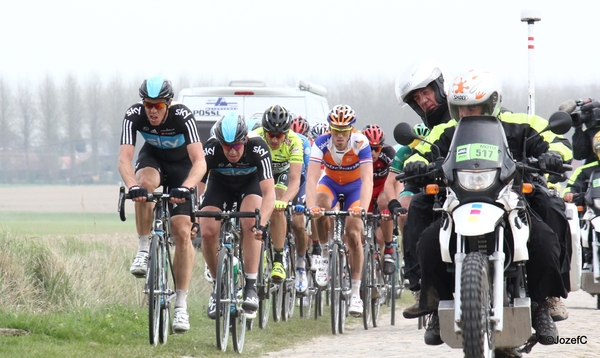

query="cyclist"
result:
[199,113,275,319]
[308,122,329,144]
[362,124,397,275]
[385,123,431,239]
[289,115,313,292]
[306,104,374,317]
[253,105,304,287]
[118,76,207,333]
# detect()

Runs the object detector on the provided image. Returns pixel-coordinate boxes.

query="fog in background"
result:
[1,0,599,184]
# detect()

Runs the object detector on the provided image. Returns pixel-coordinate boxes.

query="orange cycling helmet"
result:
[327,104,356,126]
[362,124,385,147]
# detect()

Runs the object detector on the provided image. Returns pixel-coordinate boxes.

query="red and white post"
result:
[521,9,542,116]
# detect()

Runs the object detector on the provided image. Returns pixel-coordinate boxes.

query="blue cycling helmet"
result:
[139,76,174,99]
[214,112,248,143]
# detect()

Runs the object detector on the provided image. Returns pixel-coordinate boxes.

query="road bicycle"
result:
[118,186,194,345]
[306,193,352,335]
[281,203,297,321]
[195,209,260,353]
[383,211,404,326]
[361,209,387,330]
[256,225,274,329]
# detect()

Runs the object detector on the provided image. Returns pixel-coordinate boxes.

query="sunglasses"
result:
[222,141,245,152]
[330,126,353,134]
[266,132,286,140]
[143,100,169,110]
[371,146,383,152]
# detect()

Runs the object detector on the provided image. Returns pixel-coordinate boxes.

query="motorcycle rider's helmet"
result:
[214,112,248,144]
[395,60,449,118]
[327,105,356,127]
[413,123,430,138]
[309,122,329,139]
[448,68,502,121]
[139,76,174,99]
[291,115,310,136]
[594,131,600,159]
[362,124,385,147]
[262,105,292,133]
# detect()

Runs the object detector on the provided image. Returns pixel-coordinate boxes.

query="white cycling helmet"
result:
[395,60,450,118]
[448,69,502,121]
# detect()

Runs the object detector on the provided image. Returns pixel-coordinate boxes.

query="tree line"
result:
[0,73,596,184]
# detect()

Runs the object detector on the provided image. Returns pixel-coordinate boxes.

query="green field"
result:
[0,212,134,236]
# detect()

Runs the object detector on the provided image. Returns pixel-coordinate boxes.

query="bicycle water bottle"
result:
[233,256,239,284]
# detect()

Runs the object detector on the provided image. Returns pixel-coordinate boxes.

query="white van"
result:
[177,80,330,142]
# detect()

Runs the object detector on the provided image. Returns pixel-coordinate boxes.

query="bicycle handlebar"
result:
[195,209,261,231]
[117,186,196,223]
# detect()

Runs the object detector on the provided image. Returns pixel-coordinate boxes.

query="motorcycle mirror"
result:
[393,122,418,146]
[547,111,573,135]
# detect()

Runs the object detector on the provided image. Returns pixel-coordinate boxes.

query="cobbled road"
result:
[263,290,599,358]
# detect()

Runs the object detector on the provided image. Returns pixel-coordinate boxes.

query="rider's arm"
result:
[359,162,374,210]
[305,161,322,209]
[118,144,137,188]
[280,162,302,203]
[181,142,207,189]
[383,171,401,203]
[259,178,275,227]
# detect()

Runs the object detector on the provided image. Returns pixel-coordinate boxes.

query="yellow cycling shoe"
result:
[271,262,286,283]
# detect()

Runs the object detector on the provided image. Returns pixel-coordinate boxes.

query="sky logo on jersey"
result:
[468,203,483,222]
[213,167,257,176]
[141,132,185,149]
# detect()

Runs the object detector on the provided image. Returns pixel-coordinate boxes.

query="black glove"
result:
[538,151,564,173]
[128,185,148,199]
[170,186,191,200]
[403,161,428,177]
[387,199,403,214]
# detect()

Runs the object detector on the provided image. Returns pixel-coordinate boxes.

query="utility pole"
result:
[521,9,542,116]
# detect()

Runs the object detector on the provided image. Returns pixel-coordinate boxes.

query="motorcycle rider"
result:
[404,68,572,346]
[390,60,452,318]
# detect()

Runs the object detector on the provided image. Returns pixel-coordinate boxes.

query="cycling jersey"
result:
[201,131,273,183]
[373,145,395,186]
[121,101,200,162]
[310,130,372,185]
[389,145,413,174]
[253,127,304,174]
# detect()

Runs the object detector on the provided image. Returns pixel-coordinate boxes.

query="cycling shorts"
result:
[274,171,289,190]
[399,183,419,197]
[200,173,262,211]
[369,181,386,213]
[317,175,361,211]
[135,151,192,216]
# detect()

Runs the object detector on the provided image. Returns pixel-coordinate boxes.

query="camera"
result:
[571,98,600,128]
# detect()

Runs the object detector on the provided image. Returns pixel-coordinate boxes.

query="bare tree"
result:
[63,74,82,182]
[38,74,61,181]
[17,81,37,182]
[85,73,103,178]
[0,77,14,182]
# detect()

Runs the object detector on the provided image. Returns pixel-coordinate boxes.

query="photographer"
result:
[564,98,600,163]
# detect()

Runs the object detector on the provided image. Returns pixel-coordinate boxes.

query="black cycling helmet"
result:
[214,112,248,143]
[262,105,292,133]
[139,76,174,99]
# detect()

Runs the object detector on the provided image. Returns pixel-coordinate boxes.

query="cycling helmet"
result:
[290,115,310,136]
[448,69,502,121]
[214,112,248,143]
[362,124,385,147]
[139,76,174,99]
[262,105,292,133]
[327,104,356,126]
[413,123,430,138]
[395,60,449,118]
[310,122,329,139]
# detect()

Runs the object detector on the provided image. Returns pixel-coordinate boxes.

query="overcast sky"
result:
[3,0,599,87]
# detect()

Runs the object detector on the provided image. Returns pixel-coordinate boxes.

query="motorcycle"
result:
[394,111,572,358]
[577,170,600,308]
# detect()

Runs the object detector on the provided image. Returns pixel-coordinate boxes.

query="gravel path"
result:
[262,290,600,358]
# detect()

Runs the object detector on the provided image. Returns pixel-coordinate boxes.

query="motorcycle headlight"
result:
[456,169,498,191]
[594,198,600,210]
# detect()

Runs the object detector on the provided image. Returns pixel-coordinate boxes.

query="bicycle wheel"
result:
[299,268,314,318]
[148,234,161,345]
[282,242,297,321]
[231,257,246,353]
[258,242,272,329]
[372,257,383,328]
[215,248,232,351]
[339,249,350,334]
[361,245,372,330]
[158,240,172,344]
[390,268,397,326]
[329,243,340,334]
[272,280,283,322]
